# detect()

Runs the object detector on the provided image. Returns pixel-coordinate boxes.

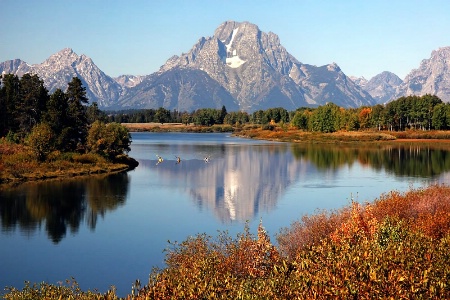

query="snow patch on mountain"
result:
[226,54,246,68]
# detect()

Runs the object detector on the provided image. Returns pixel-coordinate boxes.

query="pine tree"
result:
[15,74,49,139]
[65,77,89,151]
[42,88,69,149]
[0,74,21,137]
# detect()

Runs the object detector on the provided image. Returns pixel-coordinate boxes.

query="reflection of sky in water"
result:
[1,132,447,297]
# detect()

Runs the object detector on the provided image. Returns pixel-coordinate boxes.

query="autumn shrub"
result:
[371,185,450,239]
[141,222,281,299]
[277,209,348,259]
[26,123,55,161]
[1,149,37,176]
[261,124,275,131]
[3,278,119,300]
[211,124,234,132]
[87,121,131,160]
[0,138,27,155]
[72,153,106,164]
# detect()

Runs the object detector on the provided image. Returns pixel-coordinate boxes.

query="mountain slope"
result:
[155,20,375,111]
[395,47,450,102]
[364,71,403,103]
[0,59,31,76]
[118,67,239,111]
[0,48,122,107]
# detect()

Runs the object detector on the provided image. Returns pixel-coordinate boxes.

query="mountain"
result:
[1,21,386,112]
[0,59,31,76]
[117,67,239,111]
[364,71,403,104]
[0,48,122,107]
[394,47,450,102]
[349,76,368,89]
[147,20,375,112]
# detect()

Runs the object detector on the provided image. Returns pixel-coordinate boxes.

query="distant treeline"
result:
[109,94,450,132]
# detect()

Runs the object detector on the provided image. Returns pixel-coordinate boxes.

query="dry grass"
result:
[121,123,234,133]
[235,126,397,143]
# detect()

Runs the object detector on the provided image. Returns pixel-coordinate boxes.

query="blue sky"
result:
[1,0,449,80]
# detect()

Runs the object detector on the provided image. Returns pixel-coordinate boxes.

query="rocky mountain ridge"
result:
[150,21,375,111]
[351,47,450,104]
[394,46,450,102]
[1,21,450,111]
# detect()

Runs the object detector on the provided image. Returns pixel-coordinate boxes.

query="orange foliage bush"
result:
[330,201,378,244]
[371,185,450,239]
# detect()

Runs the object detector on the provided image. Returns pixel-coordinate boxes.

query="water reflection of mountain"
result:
[140,144,310,223]
[0,173,129,243]
[139,141,450,223]
[291,144,450,178]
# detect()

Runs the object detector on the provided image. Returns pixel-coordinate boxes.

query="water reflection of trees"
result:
[291,144,450,178]
[0,173,129,243]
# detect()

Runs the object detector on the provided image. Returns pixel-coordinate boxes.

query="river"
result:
[1,132,449,296]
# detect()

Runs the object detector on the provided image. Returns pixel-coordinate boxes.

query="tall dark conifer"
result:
[65,77,89,150]
[16,74,49,138]
[0,74,20,136]
[43,88,68,149]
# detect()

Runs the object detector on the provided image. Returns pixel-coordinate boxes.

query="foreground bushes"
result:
[140,184,450,299]
[4,185,450,299]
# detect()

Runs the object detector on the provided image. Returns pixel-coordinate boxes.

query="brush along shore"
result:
[122,122,450,144]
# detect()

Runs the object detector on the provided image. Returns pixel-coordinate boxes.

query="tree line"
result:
[291,94,447,133]
[0,73,130,161]
[109,106,289,127]
[109,94,450,133]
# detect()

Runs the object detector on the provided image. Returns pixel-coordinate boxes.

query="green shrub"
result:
[27,123,55,161]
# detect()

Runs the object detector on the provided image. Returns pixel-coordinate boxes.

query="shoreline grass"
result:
[122,122,450,144]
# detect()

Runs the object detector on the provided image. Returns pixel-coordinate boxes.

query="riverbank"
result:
[0,141,138,189]
[122,122,450,144]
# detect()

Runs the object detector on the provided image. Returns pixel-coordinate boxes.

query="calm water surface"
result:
[2,132,450,296]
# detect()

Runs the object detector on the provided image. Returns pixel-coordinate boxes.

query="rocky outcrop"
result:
[364,71,403,104]
[395,47,450,102]
[0,48,123,107]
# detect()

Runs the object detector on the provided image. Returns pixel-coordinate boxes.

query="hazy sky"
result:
[2,0,449,80]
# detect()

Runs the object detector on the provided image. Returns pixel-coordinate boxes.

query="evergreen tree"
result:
[43,88,69,149]
[86,102,107,124]
[15,74,49,139]
[220,105,227,124]
[65,77,89,151]
[0,74,21,136]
